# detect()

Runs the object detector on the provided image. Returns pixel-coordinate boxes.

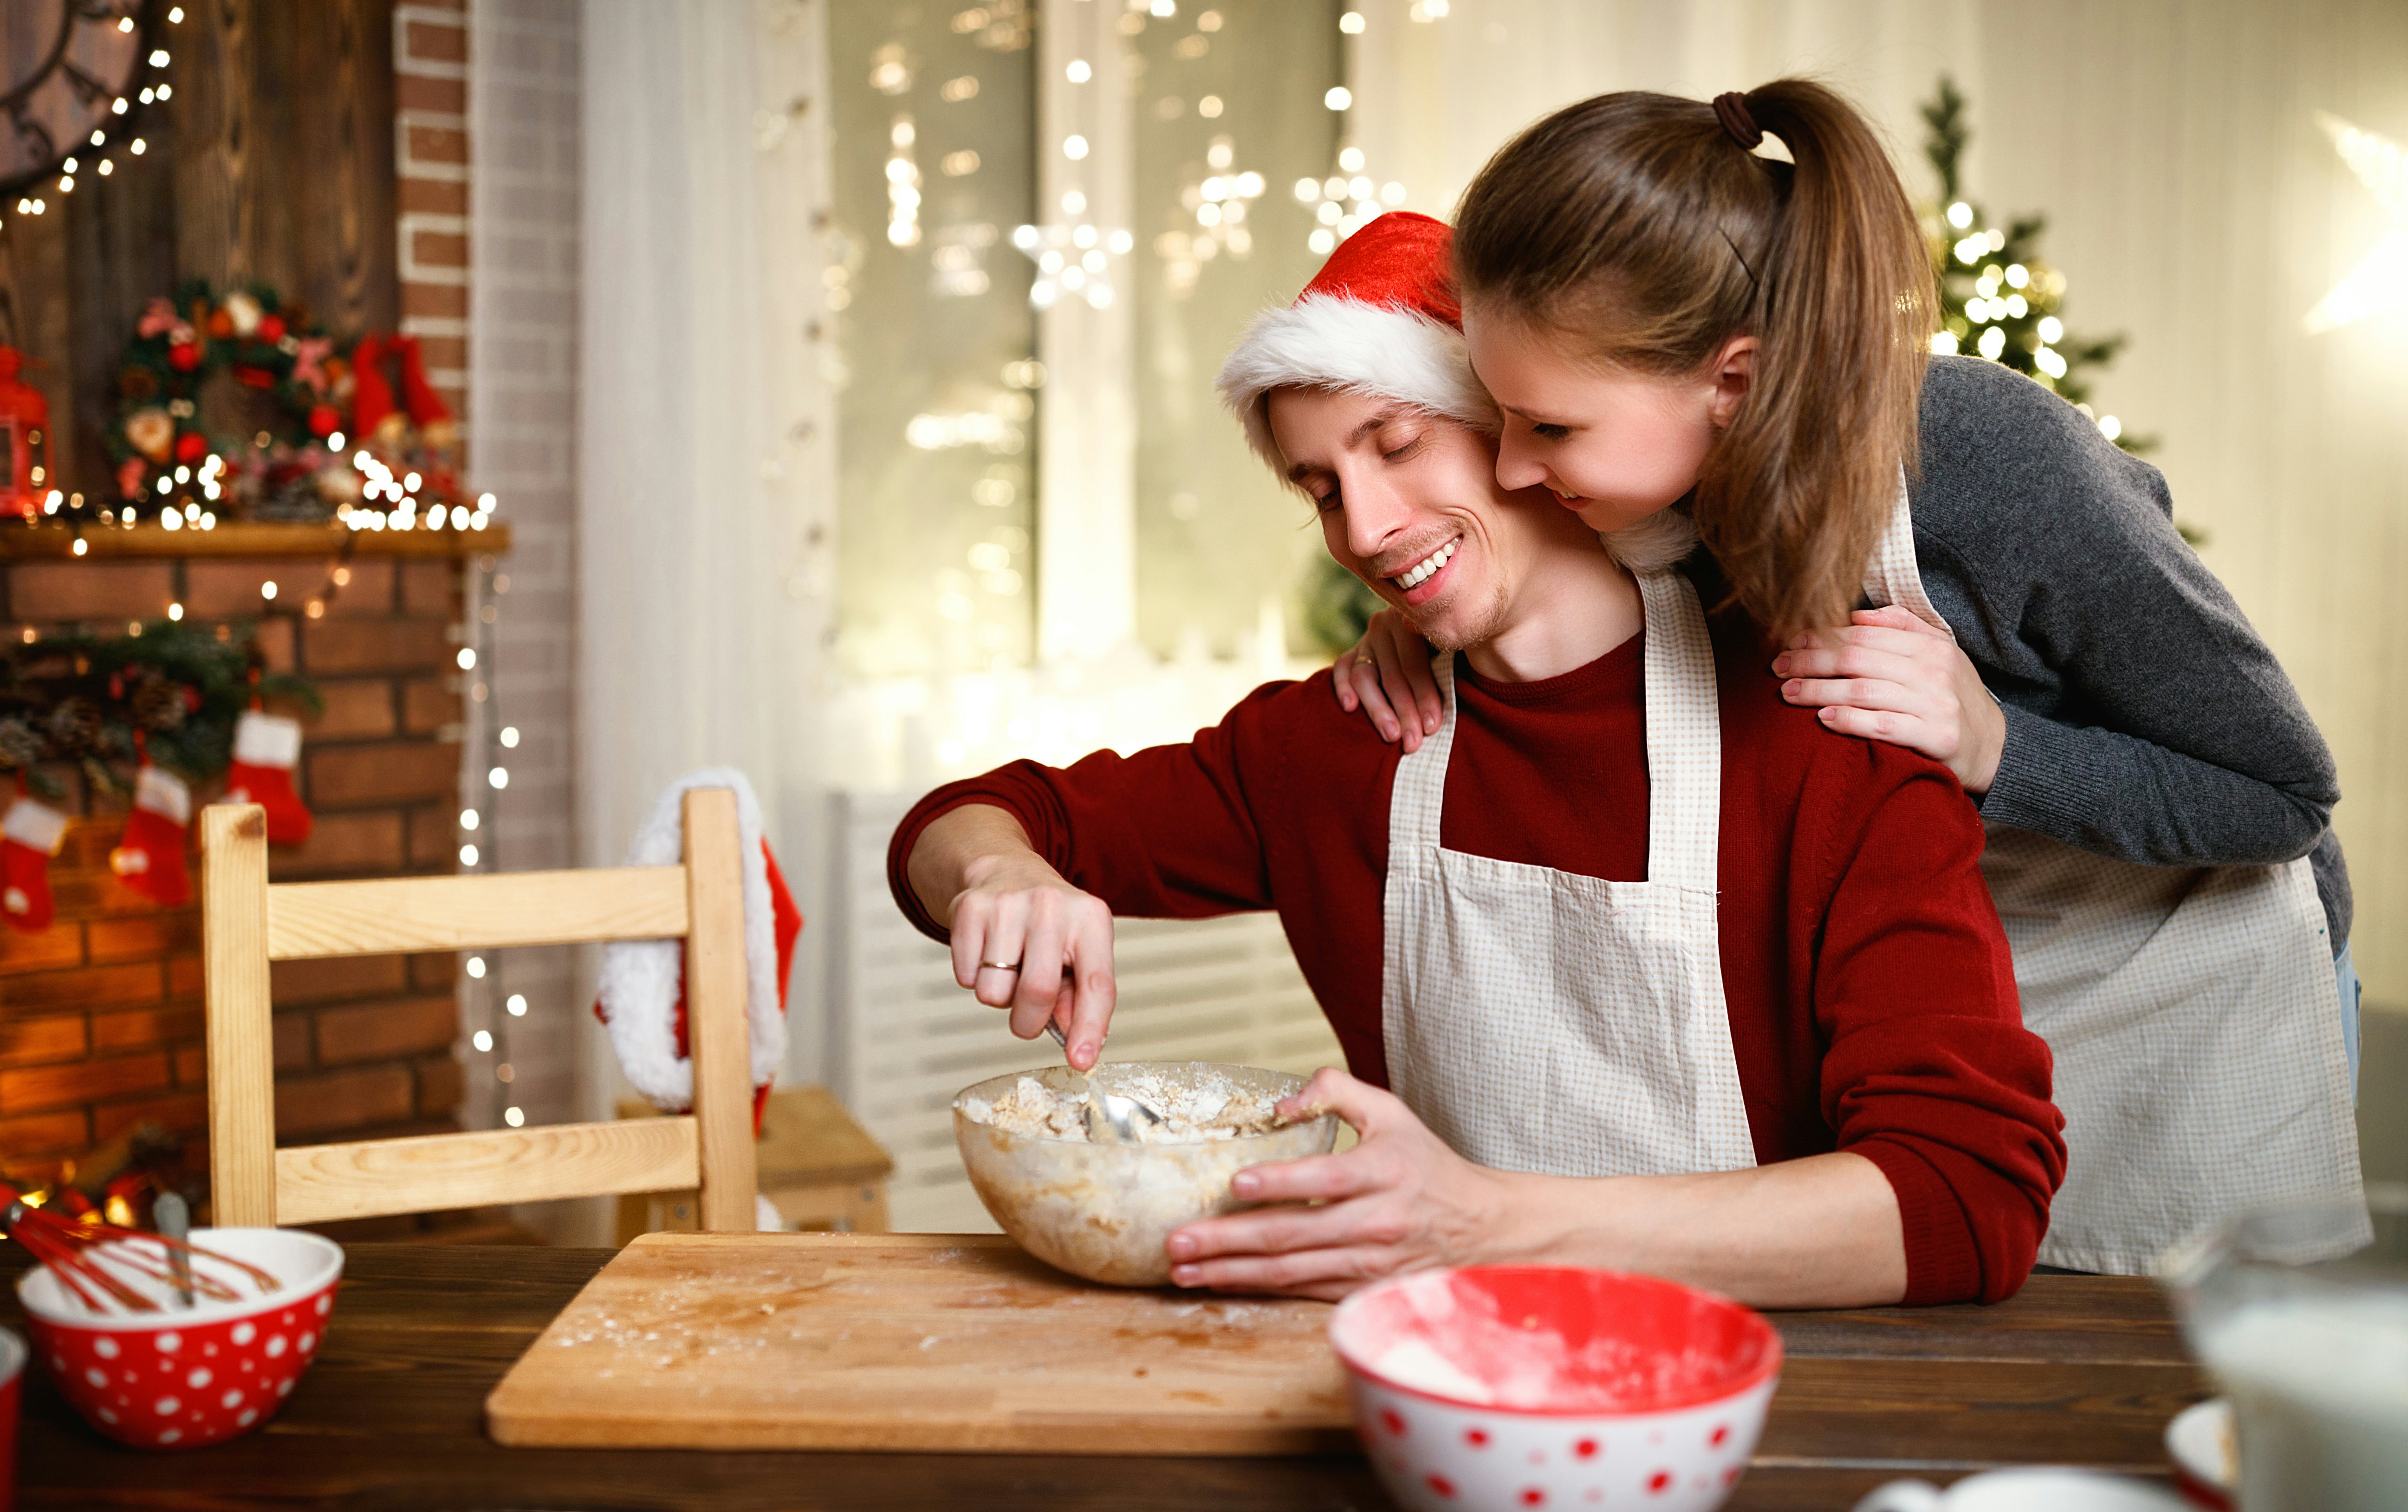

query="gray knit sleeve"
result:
[1910,359,2339,873]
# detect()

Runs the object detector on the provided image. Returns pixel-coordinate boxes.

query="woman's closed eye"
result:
[1530,421,1571,441]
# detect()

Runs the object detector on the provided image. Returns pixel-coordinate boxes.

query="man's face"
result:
[1266,387,1580,652]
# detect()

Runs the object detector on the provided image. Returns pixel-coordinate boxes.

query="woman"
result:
[1333,81,2362,1273]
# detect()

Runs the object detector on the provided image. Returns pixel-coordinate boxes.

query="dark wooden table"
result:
[7,1244,2207,1510]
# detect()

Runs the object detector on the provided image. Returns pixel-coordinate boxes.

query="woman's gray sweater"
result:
[1907,355,2349,950]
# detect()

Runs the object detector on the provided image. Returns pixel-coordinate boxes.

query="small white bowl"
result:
[1330,1266,1783,1512]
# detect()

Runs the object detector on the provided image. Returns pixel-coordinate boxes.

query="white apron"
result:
[1862,487,2366,1273]
[1381,568,1757,1177]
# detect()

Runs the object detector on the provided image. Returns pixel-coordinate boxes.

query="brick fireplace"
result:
[0,527,506,1234]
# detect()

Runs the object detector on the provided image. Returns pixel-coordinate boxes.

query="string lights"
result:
[4,5,181,230]
[1290,10,1412,256]
[453,551,524,1131]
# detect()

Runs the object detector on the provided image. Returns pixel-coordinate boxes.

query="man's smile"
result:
[1388,535,1460,595]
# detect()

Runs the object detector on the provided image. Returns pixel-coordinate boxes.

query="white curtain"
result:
[579,0,839,1134]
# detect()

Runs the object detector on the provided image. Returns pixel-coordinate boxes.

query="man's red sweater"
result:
[890,608,2066,1305]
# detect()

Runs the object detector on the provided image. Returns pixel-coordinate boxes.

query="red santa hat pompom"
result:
[1215,210,1697,572]
[224,710,313,846]
[2,795,70,932]
[593,770,803,1131]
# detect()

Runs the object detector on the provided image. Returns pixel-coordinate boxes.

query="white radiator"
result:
[828,791,1346,1232]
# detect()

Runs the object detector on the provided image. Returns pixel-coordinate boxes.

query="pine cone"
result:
[46,696,102,757]
[0,717,40,769]
[130,678,187,732]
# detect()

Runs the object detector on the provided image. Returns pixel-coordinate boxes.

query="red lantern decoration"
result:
[0,347,52,522]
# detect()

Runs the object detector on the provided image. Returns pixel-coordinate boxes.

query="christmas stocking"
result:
[391,334,458,451]
[350,333,403,449]
[1,797,70,933]
[224,711,312,846]
[110,766,193,908]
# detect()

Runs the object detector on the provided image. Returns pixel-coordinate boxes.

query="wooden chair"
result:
[200,787,759,1232]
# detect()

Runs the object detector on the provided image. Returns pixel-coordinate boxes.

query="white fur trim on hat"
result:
[1216,294,1499,470]
[595,768,786,1111]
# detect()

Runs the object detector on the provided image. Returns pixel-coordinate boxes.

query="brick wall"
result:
[467,0,580,1153]
[397,1,473,422]
[0,549,474,1208]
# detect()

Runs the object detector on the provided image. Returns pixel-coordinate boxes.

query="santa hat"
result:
[1215,211,1698,572]
[1217,212,1493,469]
[593,769,803,1128]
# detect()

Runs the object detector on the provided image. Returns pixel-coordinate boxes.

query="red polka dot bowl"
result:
[1329,1266,1783,1512]
[16,1227,342,1451]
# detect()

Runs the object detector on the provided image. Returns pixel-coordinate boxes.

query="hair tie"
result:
[1713,92,1763,151]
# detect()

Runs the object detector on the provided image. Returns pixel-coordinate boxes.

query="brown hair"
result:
[1454,80,1932,636]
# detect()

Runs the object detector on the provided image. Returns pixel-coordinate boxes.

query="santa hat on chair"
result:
[1215,211,1696,571]
[593,769,803,1137]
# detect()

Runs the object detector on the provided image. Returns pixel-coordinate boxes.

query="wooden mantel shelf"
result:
[0,522,514,561]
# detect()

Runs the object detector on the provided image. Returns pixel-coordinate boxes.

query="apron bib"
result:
[1380,569,1757,1178]
[1862,484,2366,1273]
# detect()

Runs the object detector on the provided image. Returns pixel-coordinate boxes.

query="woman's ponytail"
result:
[1455,79,1933,636]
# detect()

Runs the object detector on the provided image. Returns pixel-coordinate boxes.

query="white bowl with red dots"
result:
[1329,1266,1783,1512]
[16,1227,342,1451]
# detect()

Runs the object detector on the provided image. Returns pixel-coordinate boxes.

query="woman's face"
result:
[1463,301,1753,536]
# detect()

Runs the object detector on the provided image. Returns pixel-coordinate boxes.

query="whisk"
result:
[0,1182,281,1315]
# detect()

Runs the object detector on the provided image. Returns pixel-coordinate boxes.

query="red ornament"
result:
[257,314,286,343]
[174,431,207,464]
[0,346,52,521]
[232,366,274,390]
[307,403,340,437]
[167,342,201,372]
[206,309,234,339]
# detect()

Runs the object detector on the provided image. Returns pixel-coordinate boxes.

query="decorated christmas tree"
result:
[1920,78,2148,453]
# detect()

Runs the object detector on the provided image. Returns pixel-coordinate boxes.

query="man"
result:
[889,213,2063,1307]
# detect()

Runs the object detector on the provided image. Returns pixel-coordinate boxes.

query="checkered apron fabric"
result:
[1381,569,1757,1178]
[1863,481,2366,1273]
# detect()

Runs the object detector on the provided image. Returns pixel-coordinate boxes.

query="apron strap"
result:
[1636,569,1721,892]
[1387,653,1458,853]
[1860,468,1954,641]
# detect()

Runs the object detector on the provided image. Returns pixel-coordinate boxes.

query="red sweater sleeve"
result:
[887,682,1290,944]
[1804,750,2068,1305]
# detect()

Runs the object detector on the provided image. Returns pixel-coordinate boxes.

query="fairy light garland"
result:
[453,550,524,1130]
[5,6,185,228]
[1290,9,1413,256]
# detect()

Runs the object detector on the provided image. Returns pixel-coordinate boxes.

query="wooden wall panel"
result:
[0,0,399,506]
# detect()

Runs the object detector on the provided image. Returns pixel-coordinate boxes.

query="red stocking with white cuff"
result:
[2,797,69,932]
[110,766,193,908]
[224,711,312,846]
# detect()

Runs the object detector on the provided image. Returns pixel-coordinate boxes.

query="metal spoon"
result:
[1045,1020,1167,1143]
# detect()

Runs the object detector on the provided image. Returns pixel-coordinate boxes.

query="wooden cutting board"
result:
[485,1232,1355,1454]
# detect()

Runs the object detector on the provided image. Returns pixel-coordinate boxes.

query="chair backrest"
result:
[200,787,759,1231]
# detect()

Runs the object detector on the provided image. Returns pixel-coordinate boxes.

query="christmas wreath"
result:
[95,281,466,527]
[0,622,320,929]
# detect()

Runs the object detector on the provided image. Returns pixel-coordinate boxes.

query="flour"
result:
[958,1070,1285,1144]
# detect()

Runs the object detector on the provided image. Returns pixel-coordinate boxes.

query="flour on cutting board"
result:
[487,1236,1354,1453]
